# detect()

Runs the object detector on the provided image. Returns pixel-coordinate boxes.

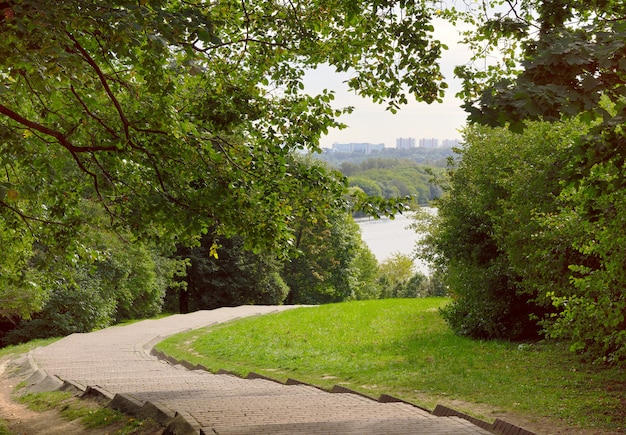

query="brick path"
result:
[21,306,493,434]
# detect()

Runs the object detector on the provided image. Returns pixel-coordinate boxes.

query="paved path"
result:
[20,306,493,434]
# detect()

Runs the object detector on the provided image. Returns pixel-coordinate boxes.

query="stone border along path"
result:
[10,305,534,435]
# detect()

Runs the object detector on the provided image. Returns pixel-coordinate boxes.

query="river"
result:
[356,210,433,275]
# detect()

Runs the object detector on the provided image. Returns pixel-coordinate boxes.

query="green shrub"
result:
[3,269,115,344]
[3,228,178,344]
[419,119,626,364]
[419,122,578,340]
[536,158,626,364]
[171,233,288,312]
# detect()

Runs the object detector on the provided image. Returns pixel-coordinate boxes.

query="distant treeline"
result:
[334,157,446,206]
[316,147,456,167]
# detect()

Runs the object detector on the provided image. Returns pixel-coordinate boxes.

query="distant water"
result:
[356,210,433,275]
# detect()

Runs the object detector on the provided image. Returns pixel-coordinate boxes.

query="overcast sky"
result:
[304,18,473,149]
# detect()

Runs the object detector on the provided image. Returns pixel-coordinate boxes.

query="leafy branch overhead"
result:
[455,0,626,132]
[0,0,445,250]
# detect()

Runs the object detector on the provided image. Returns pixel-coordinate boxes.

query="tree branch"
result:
[67,32,133,143]
[0,104,118,153]
[0,199,68,228]
[70,84,120,139]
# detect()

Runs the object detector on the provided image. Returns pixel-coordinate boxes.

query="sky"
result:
[303,18,474,149]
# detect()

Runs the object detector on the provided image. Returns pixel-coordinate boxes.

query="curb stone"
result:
[153,347,535,435]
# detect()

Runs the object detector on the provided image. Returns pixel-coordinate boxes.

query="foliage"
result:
[168,232,289,313]
[536,158,626,364]
[342,158,444,206]
[0,223,45,318]
[2,204,180,345]
[455,1,626,132]
[283,211,366,304]
[442,0,626,363]
[417,122,582,340]
[0,0,446,319]
[162,155,379,310]
[156,299,626,431]
[418,119,626,363]
[0,0,446,317]
[422,269,448,297]
[4,270,117,344]
[377,253,427,299]
[349,241,381,300]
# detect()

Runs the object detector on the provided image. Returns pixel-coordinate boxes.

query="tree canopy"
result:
[0,0,445,245]
[420,0,626,364]
[1,0,447,318]
[454,0,626,132]
[341,158,444,205]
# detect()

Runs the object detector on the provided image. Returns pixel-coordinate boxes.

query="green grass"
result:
[17,390,125,427]
[156,298,626,431]
[17,390,155,433]
[0,337,62,359]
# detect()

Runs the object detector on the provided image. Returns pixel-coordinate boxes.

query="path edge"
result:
[7,306,302,435]
[151,345,537,435]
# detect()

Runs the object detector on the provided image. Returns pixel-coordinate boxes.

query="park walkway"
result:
[18,305,499,434]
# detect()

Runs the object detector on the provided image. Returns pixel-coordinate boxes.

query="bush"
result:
[419,119,626,364]
[419,122,577,341]
[3,227,178,345]
[536,159,626,364]
[3,268,116,344]
[171,233,289,312]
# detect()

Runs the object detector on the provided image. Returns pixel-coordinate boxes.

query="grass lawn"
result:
[0,337,61,359]
[156,298,625,432]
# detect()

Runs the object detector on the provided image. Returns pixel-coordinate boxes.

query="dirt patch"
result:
[0,357,163,435]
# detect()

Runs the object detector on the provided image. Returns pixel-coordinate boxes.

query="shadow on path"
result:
[9,306,532,435]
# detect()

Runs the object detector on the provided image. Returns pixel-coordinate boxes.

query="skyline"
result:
[304,18,473,149]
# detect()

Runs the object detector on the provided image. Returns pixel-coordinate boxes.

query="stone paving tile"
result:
[29,305,493,434]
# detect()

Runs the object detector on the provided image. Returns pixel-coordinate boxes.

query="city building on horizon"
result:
[419,138,439,148]
[322,138,461,154]
[331,142,385,154]
[396,137,416,149]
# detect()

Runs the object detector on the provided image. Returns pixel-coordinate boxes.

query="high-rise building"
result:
[396,137,416,149]
[418,138,439,148]
[331,142,385,154]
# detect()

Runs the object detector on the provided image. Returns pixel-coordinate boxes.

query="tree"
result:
[350,242,381,300]
[2,205,181,344]
[1,0,447,318]
[455,0,626,133]
[169,232,289,313]
[377,253,426,299]
[345,160,443,204]
[349,178,384,198]
[445,0,626,362]
[283,211,364,304]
